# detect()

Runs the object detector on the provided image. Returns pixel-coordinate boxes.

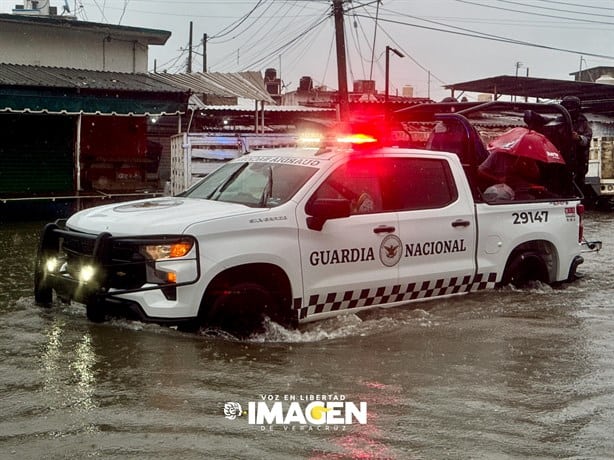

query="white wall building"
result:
[0,2,170,73]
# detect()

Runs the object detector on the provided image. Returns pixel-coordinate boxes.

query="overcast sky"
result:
[2,0,613,101]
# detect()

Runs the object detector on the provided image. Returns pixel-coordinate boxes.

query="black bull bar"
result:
[34,220,200,305]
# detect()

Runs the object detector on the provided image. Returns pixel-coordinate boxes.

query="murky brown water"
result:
[1,213,613,459]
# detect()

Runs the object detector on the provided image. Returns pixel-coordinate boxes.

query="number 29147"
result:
[512,211,549,224]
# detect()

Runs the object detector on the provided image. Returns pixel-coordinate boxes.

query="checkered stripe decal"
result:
[296,272,497,319]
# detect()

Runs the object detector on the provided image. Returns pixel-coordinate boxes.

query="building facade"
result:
[0,9,169,73]
[0,6,187,219]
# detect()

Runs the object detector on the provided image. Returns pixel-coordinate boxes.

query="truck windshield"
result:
[182,161,317,207]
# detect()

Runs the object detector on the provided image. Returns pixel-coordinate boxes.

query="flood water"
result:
[1,214,613,459]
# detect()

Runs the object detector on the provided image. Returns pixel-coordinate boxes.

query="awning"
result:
[0,88,187,116]
[150,71,276,104]
[0,63,189,115]
[445,75,614,116]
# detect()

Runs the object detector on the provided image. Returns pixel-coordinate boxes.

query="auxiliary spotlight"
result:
[45,257,59,273]
[79,265,96,283]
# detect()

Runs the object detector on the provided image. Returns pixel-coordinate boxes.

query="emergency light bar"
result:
[335,133,378,144]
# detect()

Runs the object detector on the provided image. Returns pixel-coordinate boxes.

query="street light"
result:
[385,46,405,118]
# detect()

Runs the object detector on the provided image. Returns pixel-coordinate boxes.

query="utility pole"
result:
[332,0,349,121]
[187,21,193,73]
[203,33,207,72]
[427,70,431,100]
[513,61,523,102]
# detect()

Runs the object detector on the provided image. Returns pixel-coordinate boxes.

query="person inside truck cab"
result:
[426,120,469,165]
[426,118,489,195]
[310,159,383,215]
[477,151,543,200]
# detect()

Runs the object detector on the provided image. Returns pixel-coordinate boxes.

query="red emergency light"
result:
[335,133,378,145]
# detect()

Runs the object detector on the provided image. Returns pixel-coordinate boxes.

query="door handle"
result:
[373,225,396,234]
[451,219,470,228]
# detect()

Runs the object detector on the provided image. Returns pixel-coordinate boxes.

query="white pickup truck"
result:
[34,113,601,335]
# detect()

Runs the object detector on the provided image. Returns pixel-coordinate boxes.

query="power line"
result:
[74,0,325,20]
[153,42,190,72]
[237,13,330,71]
[209,0,265,40]
[209,0,277,45]
[89,0,108,22]
[496,0,614,18]
[374,20,447,86]
[533,0,614,12]
[348,11,369,79]
[208,1,329,72]
[366,7,614,59]
[69,0,614,92]
[118,0,129,25]
[319,32,336,89]
[357,5,446,84]
[280,15,331,83]
[454,0,614,26]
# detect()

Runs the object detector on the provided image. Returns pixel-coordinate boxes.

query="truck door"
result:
[393,157,479,299]
[296,157,400,321]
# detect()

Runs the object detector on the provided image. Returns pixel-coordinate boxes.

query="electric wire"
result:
[369,0,381,80]
[319,32,336,89]
[278,10,330,76]
[195,1,316,70]
[496,0,614,18]
[89,0,108,22]
[209,0,265,40]
[356,4,447,86]
[155,43,190,72]
[533,0,614,11]
[508,0,614,14]
[118,0,129,25]
[209,1,314,69]
[348,12,368,81]
[211,2,330,73]
[455,0,614,26]
[209,1,277,45]
[374,19,448,86]
[364,7,614,59]
[66,0,614,93]
[235,13,330,72]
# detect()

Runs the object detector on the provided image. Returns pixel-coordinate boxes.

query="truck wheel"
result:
[34,262,52,306]
[205,282,279,337]
[86,299,106,323]
[501,251,547,288]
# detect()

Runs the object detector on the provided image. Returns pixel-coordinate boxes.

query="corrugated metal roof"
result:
[0,13,170,45]
[0,64,189,115]
[445,75,614,116]
[0,63,185,93]
[150,71,276,103]
[189,98,334,113]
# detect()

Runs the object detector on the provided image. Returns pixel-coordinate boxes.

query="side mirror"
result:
[306,198,351,231]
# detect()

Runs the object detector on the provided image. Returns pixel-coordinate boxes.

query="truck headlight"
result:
[140,240,194,260]
[79,265,96,282]
[46,257,60,273]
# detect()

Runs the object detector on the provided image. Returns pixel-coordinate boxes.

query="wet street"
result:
[1,213,613,459]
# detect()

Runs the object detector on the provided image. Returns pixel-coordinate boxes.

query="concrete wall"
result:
[0,21,148,72]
